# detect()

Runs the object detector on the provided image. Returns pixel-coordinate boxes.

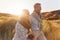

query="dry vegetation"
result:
[42,10,60,40]
[42,20,60,40]
[0,13,17,40]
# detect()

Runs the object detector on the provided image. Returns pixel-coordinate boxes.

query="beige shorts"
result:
[33,30,47,40]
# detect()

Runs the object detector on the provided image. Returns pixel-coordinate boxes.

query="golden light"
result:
[0,0,31,16]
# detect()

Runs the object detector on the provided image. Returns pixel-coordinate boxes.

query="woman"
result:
[12,9,31,40]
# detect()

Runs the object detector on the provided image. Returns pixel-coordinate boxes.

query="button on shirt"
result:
[30,12,41,30]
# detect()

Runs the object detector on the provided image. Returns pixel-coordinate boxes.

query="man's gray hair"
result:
[34,3,41,8]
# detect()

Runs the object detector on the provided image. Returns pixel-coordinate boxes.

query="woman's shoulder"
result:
[16,22,28,32]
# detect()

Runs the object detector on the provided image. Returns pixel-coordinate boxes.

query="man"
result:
[30,3,47,40]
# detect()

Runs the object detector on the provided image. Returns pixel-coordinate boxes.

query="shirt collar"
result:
[33,11,42,18]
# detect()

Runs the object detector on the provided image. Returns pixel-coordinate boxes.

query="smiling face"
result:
[34,3,41,14]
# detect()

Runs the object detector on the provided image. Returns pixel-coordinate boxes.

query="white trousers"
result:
[33,30,47,40]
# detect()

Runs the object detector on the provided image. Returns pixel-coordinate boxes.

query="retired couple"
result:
[13,3,47,40]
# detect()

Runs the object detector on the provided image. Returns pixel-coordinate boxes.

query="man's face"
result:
[34,5,41,13]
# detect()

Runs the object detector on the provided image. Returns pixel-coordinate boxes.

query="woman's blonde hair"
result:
[19,9,31,29]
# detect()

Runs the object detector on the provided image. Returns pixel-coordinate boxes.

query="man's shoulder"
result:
[31,12,36,17]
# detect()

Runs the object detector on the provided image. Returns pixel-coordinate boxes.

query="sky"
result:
[0,0,60,16]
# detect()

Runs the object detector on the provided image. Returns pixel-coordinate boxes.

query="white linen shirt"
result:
[12,22,28,40]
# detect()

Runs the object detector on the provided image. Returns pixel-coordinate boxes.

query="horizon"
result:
[0,0,60,16]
